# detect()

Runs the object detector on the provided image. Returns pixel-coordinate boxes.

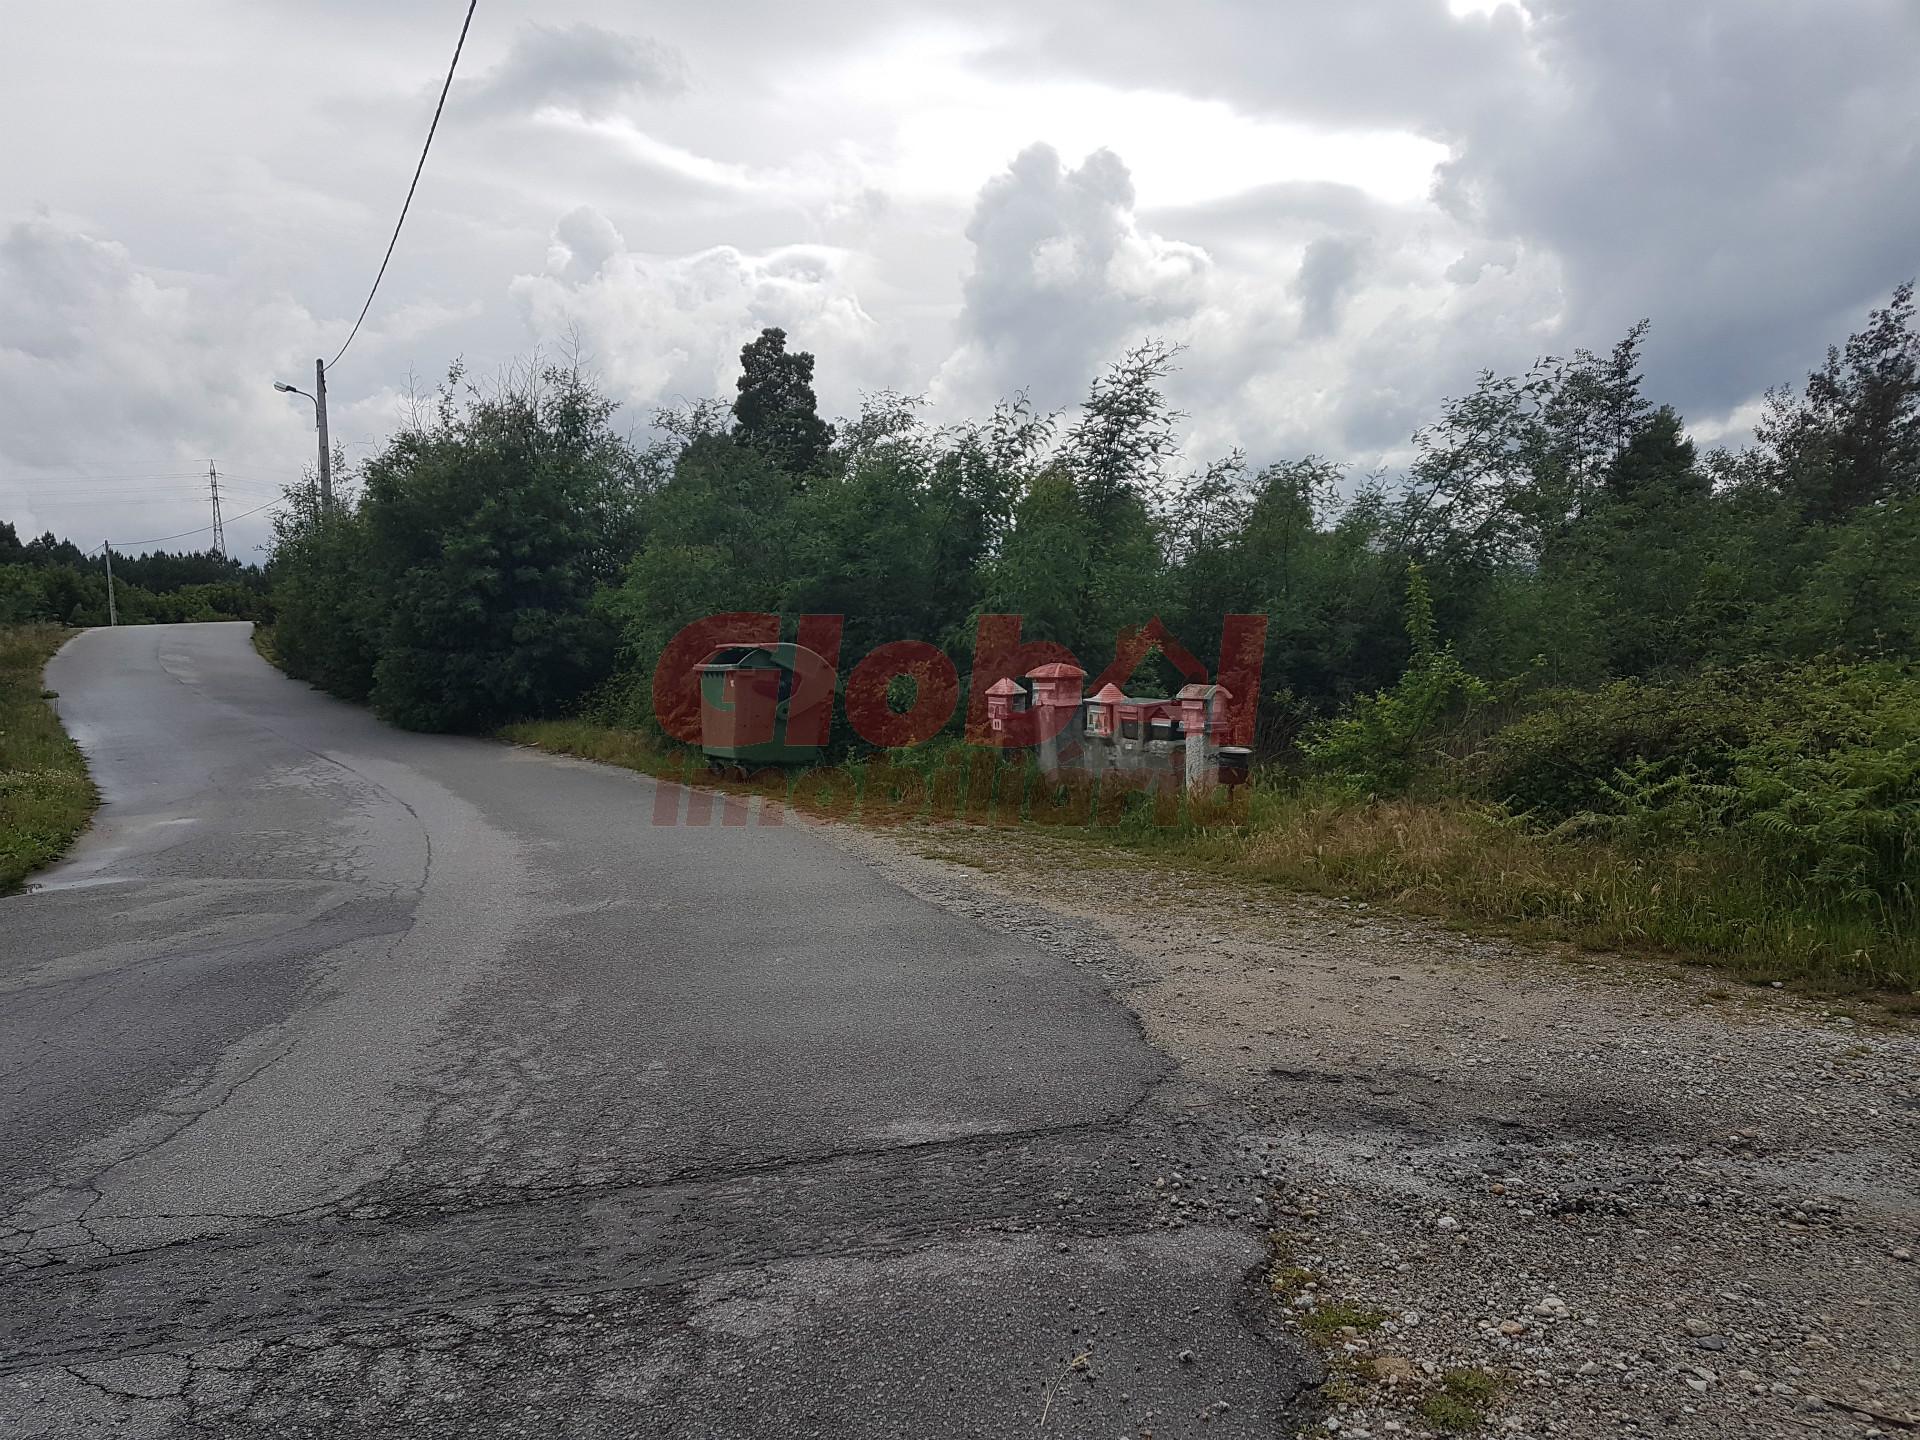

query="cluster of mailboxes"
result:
[696,650,1250,788]
[984,663,1249,786]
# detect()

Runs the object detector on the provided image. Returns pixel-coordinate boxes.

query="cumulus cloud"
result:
[932,145,1212,412]
[0,213,324,545]
[0,215,317,475]
[510,205,891,414]
[464,23,688,118]
[1292,236,1370,339]
[929,139,1569,469]
[9,0,1920,547]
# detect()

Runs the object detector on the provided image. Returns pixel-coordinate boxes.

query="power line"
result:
[0,481,214,495]
[327,0,479,371]
[5,484,236,496]
[86,499,285,556]
[3,477,288,499]
[12,496,237,507]
[0,470,294,490]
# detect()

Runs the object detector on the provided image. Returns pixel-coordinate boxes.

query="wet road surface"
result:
[0,622,1311,1438]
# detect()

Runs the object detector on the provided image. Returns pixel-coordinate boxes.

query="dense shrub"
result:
[269,496,378,702]
[1482,668,1773,817]
[1480,661,1920,911]
[270,362,642,731]
[1300,565,1492,795]
[1592,669,1920,908]
[1483,661,1917,815]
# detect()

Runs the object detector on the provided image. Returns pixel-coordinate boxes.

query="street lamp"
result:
[273,361,332,507]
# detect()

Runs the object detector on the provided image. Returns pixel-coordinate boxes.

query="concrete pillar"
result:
[1176,684,1230,794]
[1028,662,1086,774]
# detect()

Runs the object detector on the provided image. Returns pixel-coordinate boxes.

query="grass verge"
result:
[0,624,97,892]
[1138,787,1919,997]
[501,722,1918,1000]
[501,718,693,783]
[249,622,279,668]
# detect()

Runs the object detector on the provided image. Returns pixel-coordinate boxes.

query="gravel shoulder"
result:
[822,818,1920,1440]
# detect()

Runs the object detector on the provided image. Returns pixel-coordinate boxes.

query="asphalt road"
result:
[0,623,1313,1438]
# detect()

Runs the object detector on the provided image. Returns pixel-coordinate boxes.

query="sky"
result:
[2,0,1917,561]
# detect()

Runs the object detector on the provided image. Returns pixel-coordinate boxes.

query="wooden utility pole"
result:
[103,544,118,626]
[315,358,332,508]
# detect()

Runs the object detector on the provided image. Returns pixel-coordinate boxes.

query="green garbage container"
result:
[697,644,832,774]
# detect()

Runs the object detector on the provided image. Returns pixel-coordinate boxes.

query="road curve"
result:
[0,622,1311,1438]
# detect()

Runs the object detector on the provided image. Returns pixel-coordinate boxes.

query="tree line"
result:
[266,287,1917,742]
[0,525,268,626]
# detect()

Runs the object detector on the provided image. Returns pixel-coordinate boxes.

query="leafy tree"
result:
[732,327,835,479]
[0,525,264,628]
[1065,339,1184,539]
[1759,280,1919,522]
[237,283,1920,831]
[603,428,799,709]
[269,360,643,731]
[979,467,1092,651]
[23,533,90,570]
[360,363,639,730]
[269,489,378,700]
[1605,405,1704,503]
[1403,321,1655,573]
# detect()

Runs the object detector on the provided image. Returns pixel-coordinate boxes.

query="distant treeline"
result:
[263,285,1919,985]
[0,525,270,626]
[269,286,1919,737]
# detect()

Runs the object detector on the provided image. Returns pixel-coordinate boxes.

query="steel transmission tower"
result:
[208,461,226,558]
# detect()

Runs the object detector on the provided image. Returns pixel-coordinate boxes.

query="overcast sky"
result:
[2,0,1916,559]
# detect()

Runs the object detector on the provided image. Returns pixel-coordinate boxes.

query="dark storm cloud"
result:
[462,23,688,118]
[976,0,1530,133]
[988,0,1920,427]
[1435,0,1920,419]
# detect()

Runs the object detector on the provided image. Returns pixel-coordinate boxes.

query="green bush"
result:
[1301,564,1492,794]
[1487,660,1920,911]
[269,497,379,702]
[269,362,641,731]
[1481,668,1769,817]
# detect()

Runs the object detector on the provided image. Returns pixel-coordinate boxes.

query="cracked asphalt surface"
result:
[1,622,1314,1438]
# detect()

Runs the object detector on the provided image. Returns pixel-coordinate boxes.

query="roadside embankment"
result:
[0,624,96,892]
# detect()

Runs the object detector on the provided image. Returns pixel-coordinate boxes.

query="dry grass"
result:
[500,718,691,782]
[0,624,97,892]
[1151,788,1917,994]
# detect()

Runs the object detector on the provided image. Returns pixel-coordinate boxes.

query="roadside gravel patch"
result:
[824,821,1920,1440]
